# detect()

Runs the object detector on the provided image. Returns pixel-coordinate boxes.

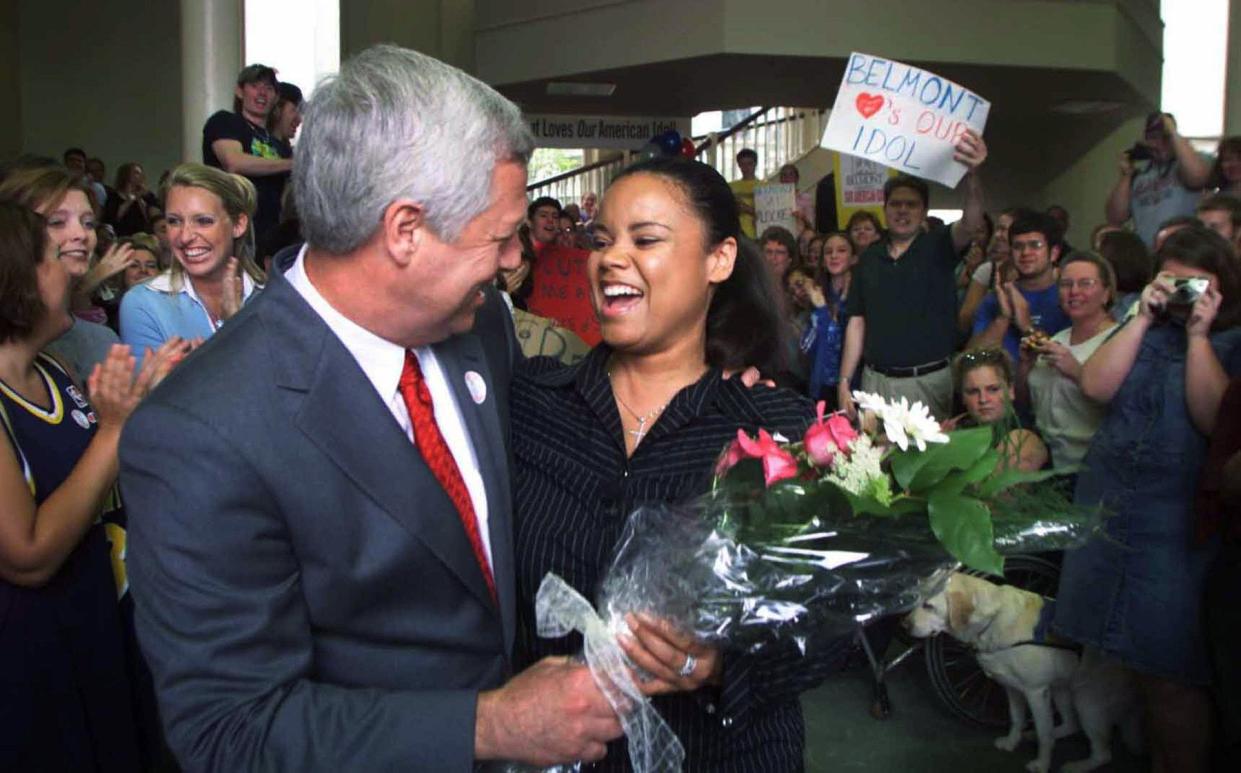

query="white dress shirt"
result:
[285,246,492,567]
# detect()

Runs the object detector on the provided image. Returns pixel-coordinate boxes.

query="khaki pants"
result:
[860,365,954,422]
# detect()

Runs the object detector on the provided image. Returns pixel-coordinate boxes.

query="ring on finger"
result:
[678,654,697,678]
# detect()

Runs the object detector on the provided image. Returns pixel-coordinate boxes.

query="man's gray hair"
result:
[294,45,534,254]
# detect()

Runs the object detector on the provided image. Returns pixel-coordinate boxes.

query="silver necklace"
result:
[608,372,669,446]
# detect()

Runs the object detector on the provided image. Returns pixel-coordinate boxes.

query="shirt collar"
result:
[145,268,260,301]
[285,244,408,405]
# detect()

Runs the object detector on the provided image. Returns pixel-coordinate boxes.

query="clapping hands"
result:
[86,337,197,431]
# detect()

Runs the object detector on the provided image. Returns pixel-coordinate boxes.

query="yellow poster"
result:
[833,152,894,229]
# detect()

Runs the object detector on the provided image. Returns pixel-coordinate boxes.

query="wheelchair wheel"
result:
[924,553,1062,728]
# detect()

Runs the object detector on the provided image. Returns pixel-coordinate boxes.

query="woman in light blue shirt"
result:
[120,164,264,364]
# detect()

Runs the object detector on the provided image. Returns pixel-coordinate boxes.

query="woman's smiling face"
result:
[37,189,97,279]
[588,172,735,357]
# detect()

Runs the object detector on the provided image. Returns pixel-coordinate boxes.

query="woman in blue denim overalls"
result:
[1055,226,1241,771]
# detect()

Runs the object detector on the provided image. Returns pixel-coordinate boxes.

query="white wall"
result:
[17,0,184,179]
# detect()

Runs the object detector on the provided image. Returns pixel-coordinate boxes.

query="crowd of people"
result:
[0,42,1239,773]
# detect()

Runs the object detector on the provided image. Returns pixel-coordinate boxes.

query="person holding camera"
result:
[1055,225,1241,772]
[1106,112,1212,248]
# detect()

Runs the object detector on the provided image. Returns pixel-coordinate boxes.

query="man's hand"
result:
[1002,282,1032,332]
[952,129,988,171]
[475,657,623,766]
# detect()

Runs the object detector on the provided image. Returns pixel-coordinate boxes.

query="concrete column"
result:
[1226,0,1241,135]
[180,0,243,163]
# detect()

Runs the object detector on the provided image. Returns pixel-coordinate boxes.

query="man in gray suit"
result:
[120,45,622,771]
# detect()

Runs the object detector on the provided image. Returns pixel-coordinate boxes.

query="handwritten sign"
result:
[526,114,691,150]
[526,245,601,346]
[821,52,990,188]
[754,183,798,236]
[834,153,891,229]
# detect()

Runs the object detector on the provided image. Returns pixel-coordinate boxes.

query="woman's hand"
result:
[806,285,827,309]
[1186,285,1222,339]
[1037,340,1082,381]
[838,380,856,420]
[138,337,195,394]
[618,613,722,697]
[220,257,244,322]
[87,345,142,431]
[1138,273,1175,321]
[97,243,135,280]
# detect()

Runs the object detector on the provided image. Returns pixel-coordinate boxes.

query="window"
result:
[1161,0,1229,139]
[243,0,339,107]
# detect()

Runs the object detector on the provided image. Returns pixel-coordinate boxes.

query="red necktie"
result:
[398,351,497,605]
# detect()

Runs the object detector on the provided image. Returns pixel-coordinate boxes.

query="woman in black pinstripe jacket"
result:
[512,157,852,772]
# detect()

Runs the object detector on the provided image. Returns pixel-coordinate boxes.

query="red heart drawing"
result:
[855,93,884,119]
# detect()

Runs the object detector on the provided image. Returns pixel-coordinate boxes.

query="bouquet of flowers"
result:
[530,393,1097,773]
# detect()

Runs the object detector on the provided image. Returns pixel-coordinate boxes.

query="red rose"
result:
[735,428,799,487]
[803,401,859,468]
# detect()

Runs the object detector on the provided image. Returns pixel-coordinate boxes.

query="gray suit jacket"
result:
[120,253,519,772]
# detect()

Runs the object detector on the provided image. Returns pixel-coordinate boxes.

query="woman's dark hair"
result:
[0,203,50,343]
[1208,136,1241,191]
[1155,226,1241,331]
[610,155,785,374]
[1096,230,1151,293]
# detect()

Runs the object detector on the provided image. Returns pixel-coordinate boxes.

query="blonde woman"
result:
[119,163,263,365]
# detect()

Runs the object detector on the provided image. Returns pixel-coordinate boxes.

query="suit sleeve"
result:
[120,401,479,773]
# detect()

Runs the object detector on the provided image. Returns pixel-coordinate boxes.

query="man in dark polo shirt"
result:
[838,129,989,420]
[202,63,294,250]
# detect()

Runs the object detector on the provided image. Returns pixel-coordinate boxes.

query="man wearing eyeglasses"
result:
[967,211,1071,363]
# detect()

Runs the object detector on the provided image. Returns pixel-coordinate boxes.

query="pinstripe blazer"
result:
[511,347,852,772]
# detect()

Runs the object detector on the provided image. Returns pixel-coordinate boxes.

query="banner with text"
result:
[754,183,798,236]
[820,52,990,188]
[834,153,892,230]
[527,114,692,149]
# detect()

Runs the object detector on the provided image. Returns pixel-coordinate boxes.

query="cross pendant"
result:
[628,418,649,444]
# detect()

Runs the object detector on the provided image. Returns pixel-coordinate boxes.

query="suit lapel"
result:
[434,333,516,655]
[261,268,499,614]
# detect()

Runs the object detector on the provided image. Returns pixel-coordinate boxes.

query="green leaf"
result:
[975,466,1065,499]
[843,491,897,517]
[927,491,1004,576]
[895,427,994,493]
[932,449,1002,496]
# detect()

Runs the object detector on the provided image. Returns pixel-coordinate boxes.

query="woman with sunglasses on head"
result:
[1055,226,1241,772]
[947,348,1048,473]
[1017,252,1118,472]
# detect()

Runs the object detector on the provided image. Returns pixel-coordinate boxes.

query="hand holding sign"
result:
[952,128,988,172]
[822,52,991,188]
